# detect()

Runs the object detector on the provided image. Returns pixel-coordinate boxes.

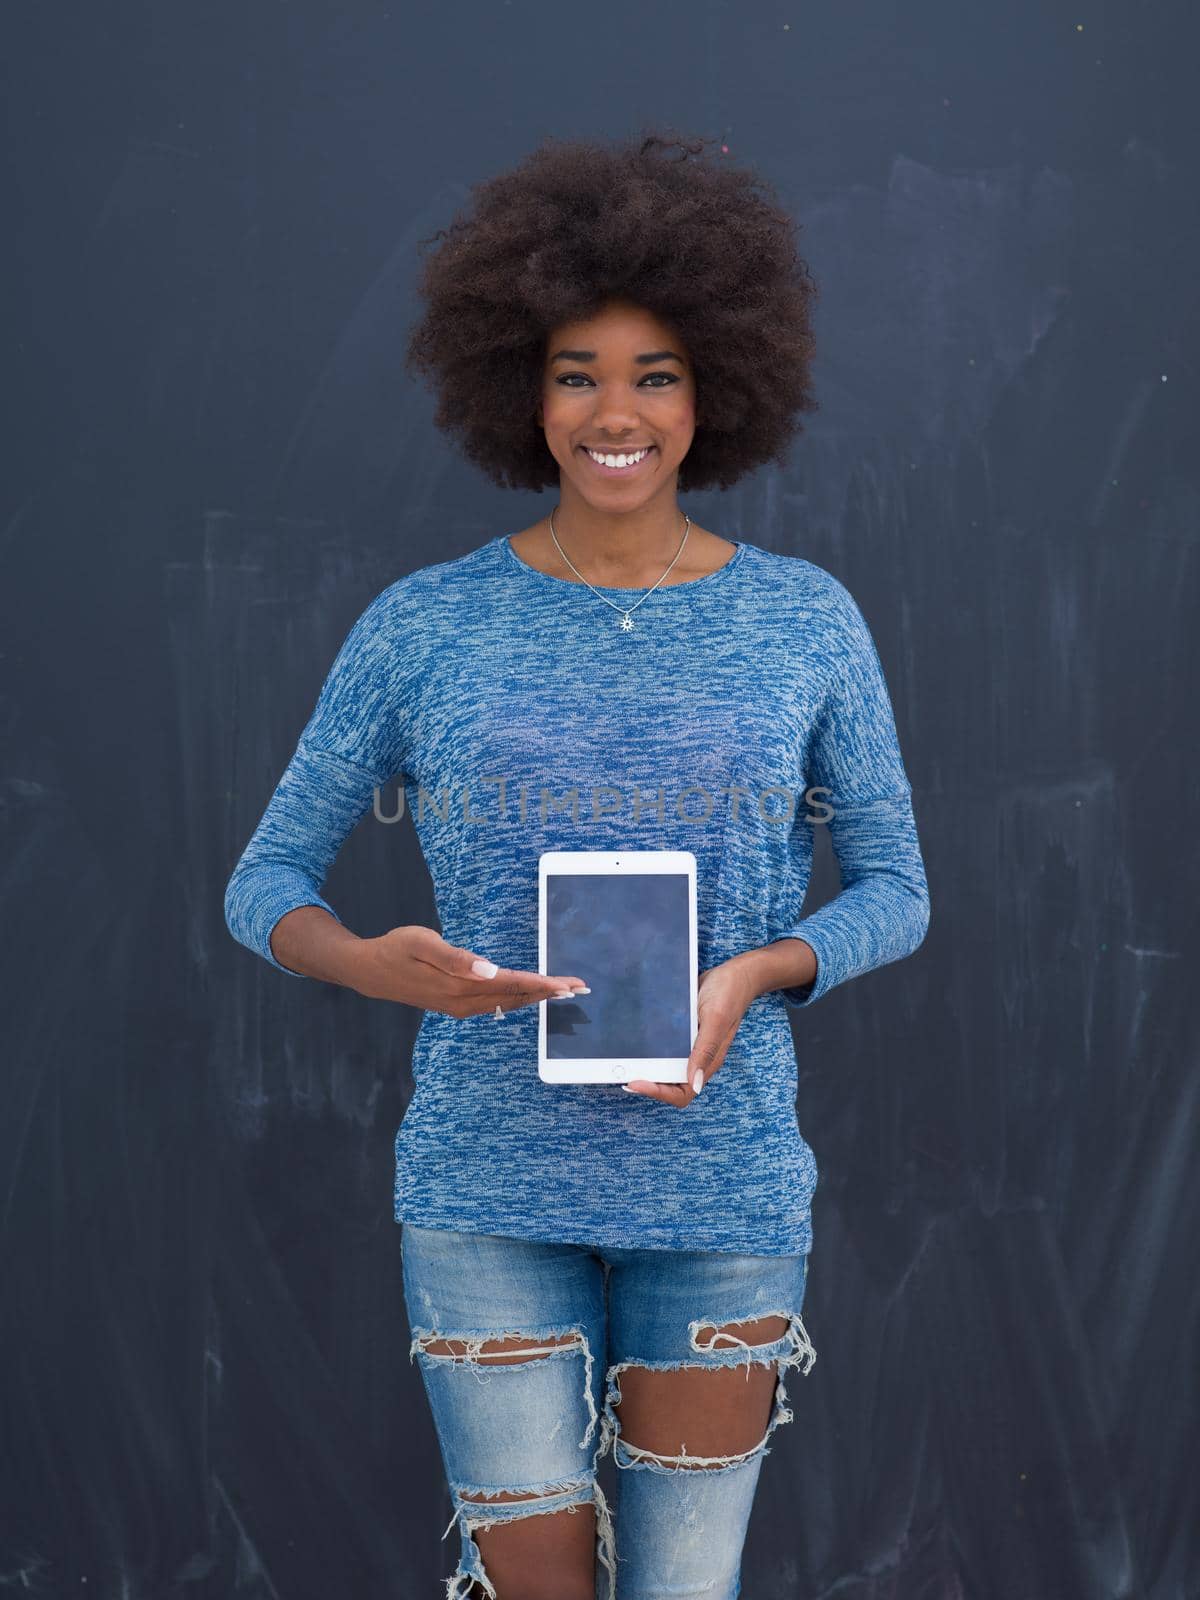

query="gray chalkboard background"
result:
[3,3,1196,1596]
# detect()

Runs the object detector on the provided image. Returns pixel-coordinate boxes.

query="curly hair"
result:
[403,128,820,493]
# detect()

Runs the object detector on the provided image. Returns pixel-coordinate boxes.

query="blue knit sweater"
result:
[223,534,930,1255]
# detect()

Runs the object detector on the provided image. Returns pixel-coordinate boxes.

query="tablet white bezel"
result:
[537,849,697,1085]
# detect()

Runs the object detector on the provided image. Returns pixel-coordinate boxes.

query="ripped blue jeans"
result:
[401,1222,816,1600]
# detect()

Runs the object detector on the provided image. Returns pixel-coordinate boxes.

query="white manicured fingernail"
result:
[692,1070,704,1093]
[471,959,498,978]
[549,990,573,999]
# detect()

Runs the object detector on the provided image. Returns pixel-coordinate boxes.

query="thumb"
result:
[404,927,500,979]
[448,942,499,980]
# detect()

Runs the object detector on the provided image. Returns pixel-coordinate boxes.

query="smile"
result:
[580,445,656,476]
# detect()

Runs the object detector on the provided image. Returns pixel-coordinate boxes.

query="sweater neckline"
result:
[498,532,747,597]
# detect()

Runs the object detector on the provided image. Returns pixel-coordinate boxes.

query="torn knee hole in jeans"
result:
[598,1309,817,1472]
[443,1471,597,1528]
[442,1475,617,1600]
[689,1308,818,1373]
[409,1322,601,1450]
[412,1328,583,1363]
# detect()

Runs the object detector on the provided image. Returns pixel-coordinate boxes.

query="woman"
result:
[224,130,930,1600]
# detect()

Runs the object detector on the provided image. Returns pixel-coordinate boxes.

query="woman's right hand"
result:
[348,924,589,1017]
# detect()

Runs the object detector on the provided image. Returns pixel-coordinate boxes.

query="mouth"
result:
[578,445,657,478]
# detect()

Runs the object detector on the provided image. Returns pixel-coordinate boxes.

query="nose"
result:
[589,398,644,434]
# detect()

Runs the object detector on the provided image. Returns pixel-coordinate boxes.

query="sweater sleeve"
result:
[222,584,409,977]
[769,574,930,1007]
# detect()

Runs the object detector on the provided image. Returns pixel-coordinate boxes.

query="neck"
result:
[550,498,688,582]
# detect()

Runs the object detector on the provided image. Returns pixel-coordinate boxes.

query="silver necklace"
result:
[548,506,691,632]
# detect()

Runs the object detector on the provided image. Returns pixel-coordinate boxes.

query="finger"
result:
[685,1007,741,1093]
[421,938,574,990]
[688,1049,717,1095]
[490,968,590,1002]
[622,1079,692,1106]
[415,929,586,992]
[462,970,591,1016]
[425,937,506,982]
[420,942,587,999]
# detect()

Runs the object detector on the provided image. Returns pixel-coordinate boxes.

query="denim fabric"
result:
[224,535,930,1255]
[402,1221,816,1600]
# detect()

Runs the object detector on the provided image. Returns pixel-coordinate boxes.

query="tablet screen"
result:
[545,872,692,1060]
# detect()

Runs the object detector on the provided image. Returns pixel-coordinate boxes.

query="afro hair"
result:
[403,128,820,493]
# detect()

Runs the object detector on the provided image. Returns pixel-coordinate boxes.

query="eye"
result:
[555,372,680,388]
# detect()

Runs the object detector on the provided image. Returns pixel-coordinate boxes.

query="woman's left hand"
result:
[622,954,762,1108]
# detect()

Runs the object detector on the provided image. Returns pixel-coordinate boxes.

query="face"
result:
[537,300,697,507]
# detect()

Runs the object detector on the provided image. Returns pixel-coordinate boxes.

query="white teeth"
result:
[586,447,649,468]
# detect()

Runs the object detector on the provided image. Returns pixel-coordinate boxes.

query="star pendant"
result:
[619,613,635,632]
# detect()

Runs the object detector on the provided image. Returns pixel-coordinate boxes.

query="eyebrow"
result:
[549,349,685,365]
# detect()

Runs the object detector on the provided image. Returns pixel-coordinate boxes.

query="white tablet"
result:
[538,850,698,1085]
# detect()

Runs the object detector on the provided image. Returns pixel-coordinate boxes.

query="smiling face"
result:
[537,300,697,511]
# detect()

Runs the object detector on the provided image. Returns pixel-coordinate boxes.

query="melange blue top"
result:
[223,532,930,1257]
